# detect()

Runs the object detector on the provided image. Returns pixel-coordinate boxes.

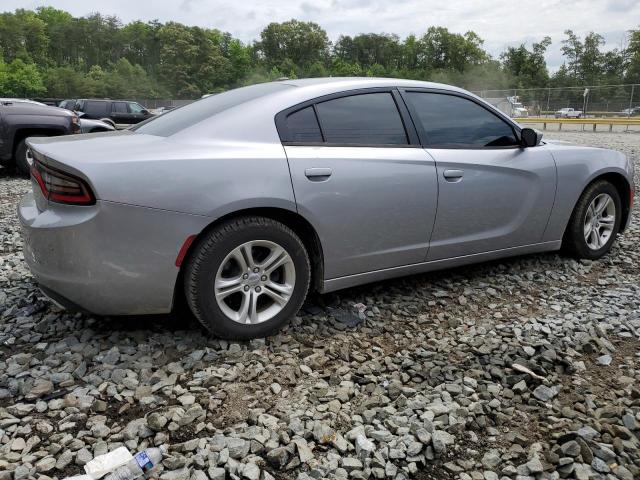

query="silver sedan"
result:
[19,78,635,339]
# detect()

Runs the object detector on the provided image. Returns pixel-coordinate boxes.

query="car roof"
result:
[0,98,46,106]
[278,77,467,94]
[79,99,137,102]
[157,77,505,143]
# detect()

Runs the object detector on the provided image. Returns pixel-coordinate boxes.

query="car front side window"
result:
[405,92,519,148]
[129,103,146,114]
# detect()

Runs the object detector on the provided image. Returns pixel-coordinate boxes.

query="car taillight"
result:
[31,159,95,205]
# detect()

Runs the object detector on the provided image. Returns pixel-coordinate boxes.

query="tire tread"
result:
[184,216,310,338]
[563,180,621,259]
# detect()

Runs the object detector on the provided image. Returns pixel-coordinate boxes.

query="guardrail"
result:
[514,117,640,131]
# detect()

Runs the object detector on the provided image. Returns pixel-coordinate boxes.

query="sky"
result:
[4,0,638,70]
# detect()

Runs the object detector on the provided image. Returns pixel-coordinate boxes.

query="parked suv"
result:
[0,99,80,175]
[61,99,153,128]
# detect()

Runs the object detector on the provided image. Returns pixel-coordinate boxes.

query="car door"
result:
[280,89,439,279]
[127,102,150,124]
[111,102,129,126]
[82,100,109,120]
[401,89,556,261]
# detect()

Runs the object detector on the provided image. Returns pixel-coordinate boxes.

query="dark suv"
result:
[0,99,79,175]
[61,99,153,128]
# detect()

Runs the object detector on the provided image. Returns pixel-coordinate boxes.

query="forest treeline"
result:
[0,7,639,99]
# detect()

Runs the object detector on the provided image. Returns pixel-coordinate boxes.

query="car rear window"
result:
[133,83,293,137]
[314,93,408,145]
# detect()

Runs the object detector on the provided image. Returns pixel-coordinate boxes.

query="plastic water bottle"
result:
[103,448,163,480]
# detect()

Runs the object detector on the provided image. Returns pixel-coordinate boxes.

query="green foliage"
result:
[259,19,329,68]
[0,58,46,97]
[501,37,551,88]
[0,7,637,100]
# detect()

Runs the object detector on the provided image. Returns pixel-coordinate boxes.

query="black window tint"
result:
[84,101,109,116]
[315,93,407,145]
[406,92,518,148]
[113,102,128,113]
[285,107,322,142]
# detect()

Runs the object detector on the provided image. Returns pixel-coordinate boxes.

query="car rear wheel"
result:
[563,180,622,259]
[184,216,310,339]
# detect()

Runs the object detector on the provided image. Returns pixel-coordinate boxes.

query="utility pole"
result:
[546,88,551,116]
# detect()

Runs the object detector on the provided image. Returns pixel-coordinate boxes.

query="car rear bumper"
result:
[18,192,210,315]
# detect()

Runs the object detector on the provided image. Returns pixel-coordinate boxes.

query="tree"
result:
[624,27,640,83]
[0,9,48,64]
[258,20,329,68]
[334,33,401,71]
[1,59,46,97]
[0,6,635,99]
[501,37,551,88]
[581,32,605,85]
[560,30,584,82]
[416,27,488,74]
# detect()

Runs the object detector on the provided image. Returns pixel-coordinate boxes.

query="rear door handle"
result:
[305,168,332,181]
[443,169,464,181]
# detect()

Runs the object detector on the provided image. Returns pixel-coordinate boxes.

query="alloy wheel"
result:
[214,240,296,324]
[583,193,616,250]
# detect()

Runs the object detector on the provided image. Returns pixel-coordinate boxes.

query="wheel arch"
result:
[564,172,633,241]
[171,207,325,313]
[587,172,633,232]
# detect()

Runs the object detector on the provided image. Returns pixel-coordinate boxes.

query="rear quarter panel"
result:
[26,133,298,219]
[542,141,633,242]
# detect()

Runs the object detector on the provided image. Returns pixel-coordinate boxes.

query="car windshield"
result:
[132,83,293,137]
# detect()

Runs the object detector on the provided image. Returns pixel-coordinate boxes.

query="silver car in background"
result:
[19,78,634,339]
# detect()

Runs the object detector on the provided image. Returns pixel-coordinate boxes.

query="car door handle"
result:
[305,168,332,181]
[443,169,464,181]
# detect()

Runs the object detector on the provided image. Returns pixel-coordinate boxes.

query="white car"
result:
[555,108,582,118]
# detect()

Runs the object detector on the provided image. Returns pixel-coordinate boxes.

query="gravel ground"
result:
[1,131,639,480]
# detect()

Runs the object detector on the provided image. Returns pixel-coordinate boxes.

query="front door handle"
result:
[305,168,332,181]
[443,169,464,181]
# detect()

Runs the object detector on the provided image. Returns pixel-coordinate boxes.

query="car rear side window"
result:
[113,102,128,113]
[315,93,408,145]
[83,101,109,117]
[405,92,518,148]
[284,106,323,142]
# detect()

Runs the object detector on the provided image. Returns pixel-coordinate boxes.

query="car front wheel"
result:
[563,180,622,259]
[184,216,310,339]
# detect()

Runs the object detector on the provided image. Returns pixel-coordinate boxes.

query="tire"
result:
[184,216,311,339]
[99,118,116,128]
[14,138,44,177]
[563,180,622,260]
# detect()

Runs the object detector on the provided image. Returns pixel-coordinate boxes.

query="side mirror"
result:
[521,127,542,147]
[142,109,150,115]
